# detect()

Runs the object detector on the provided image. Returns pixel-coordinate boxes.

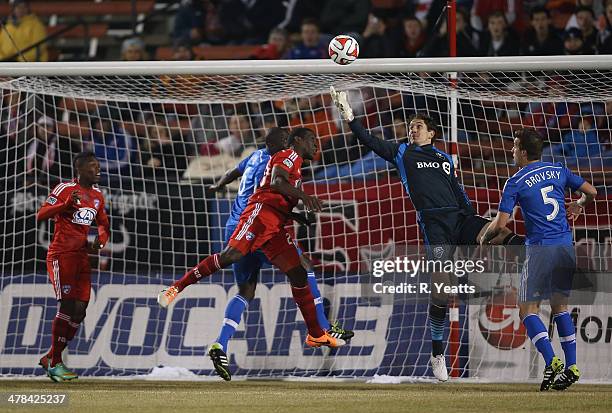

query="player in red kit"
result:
[36,151,110,382]
[158,127,345,348]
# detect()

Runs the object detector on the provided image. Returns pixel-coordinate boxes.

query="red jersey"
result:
[249,149,303,215]
[38,179,110,256]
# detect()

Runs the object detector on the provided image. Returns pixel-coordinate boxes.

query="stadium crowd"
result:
[1,0,611,189]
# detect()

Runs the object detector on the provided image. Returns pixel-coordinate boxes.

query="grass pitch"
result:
[1,380,611,413]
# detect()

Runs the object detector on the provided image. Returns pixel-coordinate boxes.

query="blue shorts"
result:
[519,245,576,303]
[224,222,303,284]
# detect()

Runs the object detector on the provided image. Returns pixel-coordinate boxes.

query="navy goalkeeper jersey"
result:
[349,119,474,217]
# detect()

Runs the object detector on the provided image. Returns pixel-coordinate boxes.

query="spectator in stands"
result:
[522,6,564,55]
[251,28,289,59]
[172,0,206,45]
[0,0,47,62]
[398,16,426,57]
[199,113,252,156]
[319,0,370,35]
[286,19,327,59]
[87,106,133,175]
[172,39,195,60]
[218,0,287,44]
[563,27,586,53]
[121,37,147,61]
[471,0,525,33]
[574,5,598,53]
[597,0,612,53]
[24,115,80,184]
[566,0,604,30]
[522,98,579,143]
[479,11,520,56]
[543,115,603,163]
[288,95,337,160]
[360,14,396,58]
[140,120,188,180]
[423,7,479,57]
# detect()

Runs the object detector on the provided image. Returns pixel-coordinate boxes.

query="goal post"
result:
[0,56,611,381]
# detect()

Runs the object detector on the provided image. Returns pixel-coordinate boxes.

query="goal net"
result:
[0,58,611,381]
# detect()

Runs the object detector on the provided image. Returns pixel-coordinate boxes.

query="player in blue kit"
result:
[206,127,353,381]
[481,128,597,391]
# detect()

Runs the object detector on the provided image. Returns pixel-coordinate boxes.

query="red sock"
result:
[66,320,80,342]
[50,312,71,366]
[291,285,325,338]
[173,254,221,292]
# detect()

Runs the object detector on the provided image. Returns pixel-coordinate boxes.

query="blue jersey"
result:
[499,161,585,245]
[227,149,270,226]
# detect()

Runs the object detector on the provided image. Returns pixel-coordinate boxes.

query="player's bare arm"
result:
[209,167,242,192]
[270,165,323,212]
[480,212,511,245]
[566,181,597,221]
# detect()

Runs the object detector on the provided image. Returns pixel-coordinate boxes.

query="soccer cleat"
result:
[552,365,580,391]
[540,356,564,391]
[47,363,78,383]
[208,343,231,382]
[157,286,179,308]
[305,332,346,348]
[327,321,354,341]
[430,355,449,382]
[38,355,50,373]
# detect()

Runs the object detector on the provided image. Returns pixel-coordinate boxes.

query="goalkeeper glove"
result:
[330,86,354,122]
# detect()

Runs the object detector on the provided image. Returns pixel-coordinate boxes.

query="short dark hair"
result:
[529,6,550,19]
[73,151,97,172]
[575,5,595,18]
[409,112,441,140]
[265,127,288,147]
[287,127,314,146]
[488,10,507,24]
[301,18,319,29]
[514,128,543,160]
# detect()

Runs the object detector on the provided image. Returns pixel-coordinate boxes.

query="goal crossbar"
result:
[2,55,612,76]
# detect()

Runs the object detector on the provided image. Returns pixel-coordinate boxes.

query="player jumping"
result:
[330,86,525,381]
[205,127,353,381]
[158,127,346,362]
[36,151,110,382]
[481,128,596,391]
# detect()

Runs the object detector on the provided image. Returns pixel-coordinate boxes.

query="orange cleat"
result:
[157,286,179,308]
[305,331,346,348]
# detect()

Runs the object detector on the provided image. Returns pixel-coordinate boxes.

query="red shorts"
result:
[46,252,91,302]
[227,202,300,273]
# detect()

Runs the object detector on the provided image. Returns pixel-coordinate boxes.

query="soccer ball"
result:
[328,35,359,65]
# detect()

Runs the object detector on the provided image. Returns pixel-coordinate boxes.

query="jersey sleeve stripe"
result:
[52,182,77,196]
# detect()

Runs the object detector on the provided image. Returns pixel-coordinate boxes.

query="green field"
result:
[1,380,611,413]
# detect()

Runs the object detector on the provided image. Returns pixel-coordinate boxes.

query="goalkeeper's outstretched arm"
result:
[330,86,400,163]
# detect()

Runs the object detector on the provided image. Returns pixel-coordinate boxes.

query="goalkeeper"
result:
[330,86,524,381]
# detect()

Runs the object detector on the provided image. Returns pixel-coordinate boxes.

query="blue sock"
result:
[216,295,248,352]
[554,311,577,367]
[307,272,330,330]
[523,313,555,366]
